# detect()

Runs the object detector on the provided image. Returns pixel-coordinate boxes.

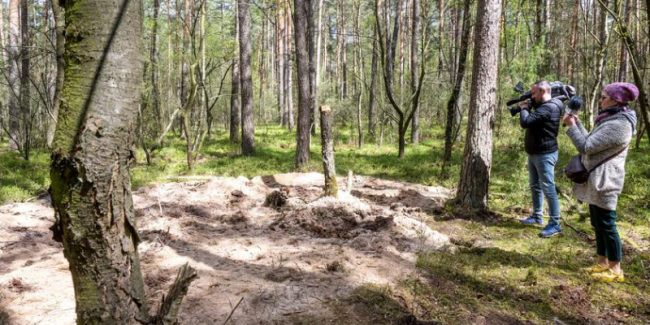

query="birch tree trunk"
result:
[46,0,65,148]
[49,0,197,321]
[7,0,20,151]
[457,0,501,210]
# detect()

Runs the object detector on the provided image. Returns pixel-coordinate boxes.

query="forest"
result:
[0,0,649,323]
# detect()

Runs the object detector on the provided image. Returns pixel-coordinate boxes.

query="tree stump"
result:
[320,105,338,197]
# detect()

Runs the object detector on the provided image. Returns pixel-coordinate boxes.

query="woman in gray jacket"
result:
[563,82,638,283]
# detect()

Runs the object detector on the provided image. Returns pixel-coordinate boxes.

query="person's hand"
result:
[563,113,577,127]
[519,102,530,111]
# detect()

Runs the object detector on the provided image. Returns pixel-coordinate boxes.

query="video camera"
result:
[507,81,577,116]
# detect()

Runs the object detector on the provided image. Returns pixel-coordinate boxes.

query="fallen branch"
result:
[155,263,198,325]
[222,297,244,325]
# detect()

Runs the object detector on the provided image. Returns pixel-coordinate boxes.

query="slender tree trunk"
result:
[314,0,324,134]
[457,0,502,210]
[410,0,420,144]
[587,0,610,130]
[0,1,6,67]
[285,6,294,131]
[308,0,317,136]
[320,105,338,197]
[341,0,348,98]
[20,0,30,160]
[443,0,471,164]
[46,0,65,148]
[369,27,379,136]
[277,3,285,125]
[438,0,445,78]
[7,0,20,151]
[239,0,255,155]
[294,0,312,169]
[151,0,162,137]
[230,4,241,143]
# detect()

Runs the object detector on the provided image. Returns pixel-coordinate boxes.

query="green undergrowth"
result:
[1,125,649,324]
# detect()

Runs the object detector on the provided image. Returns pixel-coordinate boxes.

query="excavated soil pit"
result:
[0,173,452,324]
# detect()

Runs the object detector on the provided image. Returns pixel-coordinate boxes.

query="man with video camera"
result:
[513,80,563,237]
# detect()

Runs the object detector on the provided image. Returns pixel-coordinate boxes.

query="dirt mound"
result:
[0,173,452,324]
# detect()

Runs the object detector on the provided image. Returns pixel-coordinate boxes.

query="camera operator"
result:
[514,80,563,237]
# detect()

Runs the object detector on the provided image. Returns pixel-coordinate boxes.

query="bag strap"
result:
[587,145,629,173]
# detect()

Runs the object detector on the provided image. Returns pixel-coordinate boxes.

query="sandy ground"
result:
[0,173,452,324]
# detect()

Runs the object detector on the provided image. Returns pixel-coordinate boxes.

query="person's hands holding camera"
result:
[563,113,578,127]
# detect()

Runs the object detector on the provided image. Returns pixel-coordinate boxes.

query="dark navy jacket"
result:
[520,98,563,155]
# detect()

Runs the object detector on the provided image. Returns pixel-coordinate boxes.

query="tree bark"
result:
[151,0,162,137]
[438,0,445,78]
[49,0,195,322]
[230,4,241,143]
[20,0,30,160]
[320,105,338,198]
[46,0,65,148]
[410,0,420,144]
[294,0,312,170]
[457,0,501,210]
[239,0,255,155]
[7,0,20,151]
[369,26,379,136]
[443,0,472,164]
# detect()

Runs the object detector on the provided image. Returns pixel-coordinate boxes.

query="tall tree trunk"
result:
[49,0,197,321]
[277,3,285,125]
[617,0,631,81]
[320,105,338,197]
[410,0,420,144]
[230,4,241,143]
[239,0,255,155]
[294,0,312,169]
[438,0,444,78]
[20,0,30,160]
[587,0,610,130]
[457,0,502,210]
[0,1,6,67]
[46,0,65,148]
[314,0,324,134]
[151,0,162,137]
[341,0,348,98]
[368,26,379,136]
[443,0,471,164]
[7,0,20,151]
[285,6,294,131]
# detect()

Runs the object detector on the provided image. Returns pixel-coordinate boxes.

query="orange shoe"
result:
[590,269,624,283]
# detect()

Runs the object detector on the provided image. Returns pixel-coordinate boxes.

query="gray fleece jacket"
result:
[565,109,637,210]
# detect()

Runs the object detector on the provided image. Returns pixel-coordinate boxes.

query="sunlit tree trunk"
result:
[239,0,255,155]
[294,0,312,169]
[457,0,502,210]
[231,3,241,143]
[410,0,420,144]
[7,0,20,151]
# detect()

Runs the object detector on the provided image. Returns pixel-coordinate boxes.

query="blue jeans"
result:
[527,151,560,225]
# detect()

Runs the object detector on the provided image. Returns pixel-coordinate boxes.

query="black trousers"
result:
[589,204,622,262]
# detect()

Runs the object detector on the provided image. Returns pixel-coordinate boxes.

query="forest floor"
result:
[1,172,453,324]
[2,172,650,324]
[1,127,650,324]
